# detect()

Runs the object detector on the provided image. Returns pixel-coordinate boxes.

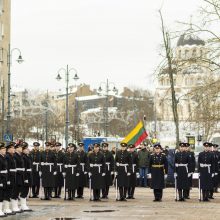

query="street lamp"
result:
[56,65,78,148]
[73,73,79,142]
[98,79,118,137]
[6,44,24,135]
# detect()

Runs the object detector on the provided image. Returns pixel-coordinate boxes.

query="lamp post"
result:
[56,65,78,148]
[6,43,23,134]
[73,73,79,142]
[98,79,117,137]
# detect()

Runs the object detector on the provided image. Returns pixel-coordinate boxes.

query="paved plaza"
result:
[5,187,220,220]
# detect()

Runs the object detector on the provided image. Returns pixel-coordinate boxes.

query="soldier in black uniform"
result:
[3,142,16,215]
[115,142,131,201]
[76,142,88,199]
[88,143,105,201]
[213,144,220,194]
[20,142,32,211]
[11,142,25,213]
[149,143,168,202]
[101,142,114,199]
[30,142,41,198]
[198,142,215,201]
[0,142,8,217]
[127,144,139,199]
[53,142,64,198]
[174,143,190,201]
[184,143,195,199]
[40,142,57,200]
[63,143,80,200]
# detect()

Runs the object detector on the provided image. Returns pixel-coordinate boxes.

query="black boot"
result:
[178,190,184,201]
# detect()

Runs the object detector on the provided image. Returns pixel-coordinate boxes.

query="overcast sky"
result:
[11,0,203,93]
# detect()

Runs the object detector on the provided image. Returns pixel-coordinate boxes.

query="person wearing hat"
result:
[212,144,220,193]
[3,142,16,215]
[174,142,190,201]
[40,142,57,200]
[76,142,88,199]
[63,142,80,200]
[115,142,131,201]
[127,143,139,199]
[88,143,105,201]
[101,142,114,199]
[0,142,8,217]
[11,142,25,213]
[184,143,195,199]
[198,142,215,201]
[149,143,168,202]
[20,142,32,211]
[53,142,64,199]
[30,142,41,198]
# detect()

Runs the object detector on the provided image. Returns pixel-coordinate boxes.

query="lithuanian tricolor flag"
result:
[122,121,148,147]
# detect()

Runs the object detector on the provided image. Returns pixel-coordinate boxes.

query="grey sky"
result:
[11,0,203,93]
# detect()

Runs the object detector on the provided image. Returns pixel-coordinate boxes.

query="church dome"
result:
[177,30,205,47]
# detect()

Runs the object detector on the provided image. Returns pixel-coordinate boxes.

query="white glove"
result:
[114,172,118,176]
[102,173,106,176]
[84,172,87,174]
[39,171,42,177]
[174,173,177,178]
[136,173,140,178]
[53,171,57,176]
[7,181,10,185]
[127,172,131,176]
[212,173,215,178]
[215,173,218,176]
[24,179,29,183]
[147,173,151,178]
[88,172,92,178]
[188,173,192,178]
[0,184,3,187]
[164,174,168,179]
[76,173,80,176]
[62,172,66,177]
[111,171,114,175]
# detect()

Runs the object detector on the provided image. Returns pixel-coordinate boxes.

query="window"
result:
[192,49,196,58]
[185,50,189,59]
[200,49,203,57]
[178,50,181,59]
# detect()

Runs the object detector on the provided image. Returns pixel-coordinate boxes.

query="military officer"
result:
[0,142,8,217]
[149,143,168,202]
[76,142,88,199]
[101,142,114,199]
[30,142,41,198]
[4,142,16,215]
[174,142,190,201]
[20,142,32,211]
[213,144,220,193]
[63,143,80,200]
[184,143,195,199]
[127,144,139,199]
[88,143,105,201]
[115,142,131,201]
[198,142,215,201]
[53,142,64,198]
[40,142,57,200]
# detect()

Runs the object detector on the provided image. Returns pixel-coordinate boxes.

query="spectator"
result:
[138,143,150,187]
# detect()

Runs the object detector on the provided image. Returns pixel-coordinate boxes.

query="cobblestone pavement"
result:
[5,187,220,220]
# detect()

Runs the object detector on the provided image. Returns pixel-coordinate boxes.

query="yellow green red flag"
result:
[122,121,148,146]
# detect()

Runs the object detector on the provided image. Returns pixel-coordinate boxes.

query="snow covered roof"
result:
[75,95,106,101]
[81,107,117,114]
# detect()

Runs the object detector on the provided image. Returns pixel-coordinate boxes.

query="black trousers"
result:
[54,187,62,197]
[119,187,127,199]
[102,186,109,197]
[153,189,163,200]
[128,187,135,197]
[4,186,13,201]
[93,189,100,200]
[44,187,52,199]
[202,190,209,200]
[0,188,7,202]
[68,189,75,199]
[32,185,40,196]
[77,187,84,197]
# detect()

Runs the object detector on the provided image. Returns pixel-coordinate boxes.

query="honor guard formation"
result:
[0,139,219,217]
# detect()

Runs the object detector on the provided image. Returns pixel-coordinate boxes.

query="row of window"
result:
[178,48,205,59]
[159,77,200,86]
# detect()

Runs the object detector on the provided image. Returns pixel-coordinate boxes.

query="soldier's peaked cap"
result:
[68,143,76,148]
[153,143,162,148]
[78,142,84,146]
[33,142,40,147]
[213,144,219,148]
[203,142,210,147]
[185,143,190,147]
[55,142,62,147]
[93,142,100,147]
[6,142,15,149]
[120,142,127,147]
[128,143,135,148]
[0,142,5,149]
[179,142,185,147]
[45,142,51,146]
[101,142,109,147]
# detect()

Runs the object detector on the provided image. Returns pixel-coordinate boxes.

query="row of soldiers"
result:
[0,140,220,217]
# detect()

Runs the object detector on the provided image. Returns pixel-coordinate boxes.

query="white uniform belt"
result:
[116,163,129,173]
[33,162,40,171]
[80,163,85,172]
[41,162,54,172]
[175,163,188,173]
[132,164,136,173]
[200,163,211,173]
[65,164,77,174]
[106,162,110,171]
[9,169,16,172]
[0,170,7,174]
[90,164,102,173]
[16,168,25,171]
[26,169,32,172]
[57,163,63,172]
